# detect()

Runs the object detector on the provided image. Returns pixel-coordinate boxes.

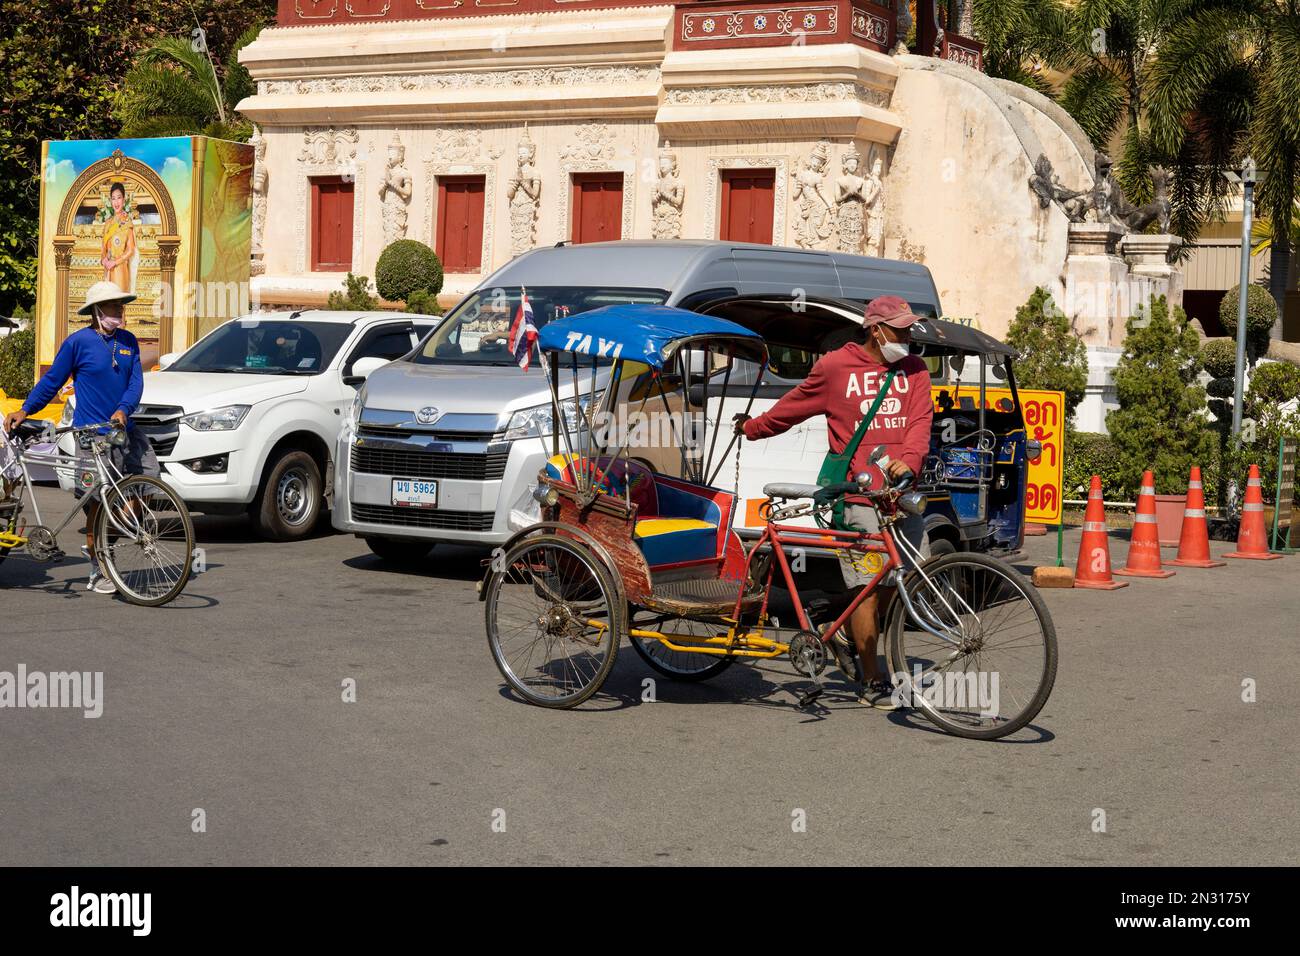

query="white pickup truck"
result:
[61,310,440,539]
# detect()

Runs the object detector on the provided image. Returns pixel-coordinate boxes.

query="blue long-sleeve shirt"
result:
[23,327,144,431]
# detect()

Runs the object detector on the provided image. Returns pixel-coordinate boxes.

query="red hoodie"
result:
[743,342,933,479]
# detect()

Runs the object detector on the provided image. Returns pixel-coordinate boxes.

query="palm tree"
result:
[114,25,261,142]
[1249,214,1300,258]
[1146,0,1300,338]
[973,0,1075,94]
[976,1,1229,208]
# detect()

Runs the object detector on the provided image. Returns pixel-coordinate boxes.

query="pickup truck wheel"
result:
[253,450,322,541]
[364,536,433,563]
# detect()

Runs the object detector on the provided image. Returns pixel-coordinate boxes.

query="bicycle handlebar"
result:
[54,420,124,436]
[813,468,913,505]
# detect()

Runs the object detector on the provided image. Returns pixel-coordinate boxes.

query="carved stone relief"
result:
[507,125,541,255]
[378,132,413,248]
[651,141,685,241]
[791,140,835,249]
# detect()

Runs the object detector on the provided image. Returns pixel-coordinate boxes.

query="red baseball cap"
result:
[862,295,919,329]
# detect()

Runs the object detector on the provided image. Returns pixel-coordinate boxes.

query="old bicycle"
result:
[1,419,195,606]
[480,304,1056,739]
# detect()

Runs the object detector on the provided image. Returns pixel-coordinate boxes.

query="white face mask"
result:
[875,330,909,364]
[95,308,124,333]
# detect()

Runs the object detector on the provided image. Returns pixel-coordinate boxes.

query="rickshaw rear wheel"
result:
[628,613,735,682]
[485,534,622,709]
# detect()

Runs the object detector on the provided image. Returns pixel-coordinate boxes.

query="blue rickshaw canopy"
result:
[536,303,766,370]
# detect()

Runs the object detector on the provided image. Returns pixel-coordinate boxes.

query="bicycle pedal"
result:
[797,686,824,708]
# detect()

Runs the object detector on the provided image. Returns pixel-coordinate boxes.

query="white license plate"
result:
[392,478,438,509]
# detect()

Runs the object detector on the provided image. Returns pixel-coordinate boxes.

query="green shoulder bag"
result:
[814,369,896,530]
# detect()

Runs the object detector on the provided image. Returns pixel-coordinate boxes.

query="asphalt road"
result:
[1,484,1296,866]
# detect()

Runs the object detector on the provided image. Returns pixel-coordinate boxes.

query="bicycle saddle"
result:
[762,483,822,499]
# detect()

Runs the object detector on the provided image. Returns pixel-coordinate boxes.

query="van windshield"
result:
[413,286,669,366]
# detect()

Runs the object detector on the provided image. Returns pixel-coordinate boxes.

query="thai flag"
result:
[507,291,538,371]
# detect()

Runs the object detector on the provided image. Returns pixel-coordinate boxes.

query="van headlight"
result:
[181,404,250,431]
[503,394,600,441]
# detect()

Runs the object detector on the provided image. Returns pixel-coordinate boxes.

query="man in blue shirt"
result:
[3,281,159,593]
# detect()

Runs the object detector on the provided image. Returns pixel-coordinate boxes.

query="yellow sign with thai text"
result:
[929,385,1065,524]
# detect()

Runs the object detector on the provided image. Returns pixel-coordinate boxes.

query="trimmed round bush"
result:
[1206,376,1235,399]
[1199,338,1238,380]
[1246,360,1300,406]
[1218,283,1277,338]
[375,240,443,303]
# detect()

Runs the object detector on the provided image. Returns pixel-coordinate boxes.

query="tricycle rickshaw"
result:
[480,304,1056,739]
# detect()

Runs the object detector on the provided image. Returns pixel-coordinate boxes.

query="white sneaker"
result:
[92,575,117,595]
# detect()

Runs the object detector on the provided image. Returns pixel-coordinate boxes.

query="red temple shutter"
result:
[437,176,486,272]
[719,170,775,244]
[311,177,354,271]
[571,173,623,244]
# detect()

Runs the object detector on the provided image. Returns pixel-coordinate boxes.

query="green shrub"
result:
[375,240,443,304]
[1004,287,1088,424]
[1199,339,1238,380]
[0,325,35,399]
[1105,295,1214,497]
[326,273,378,312]
[404,288,442,317]
[1062,429,1127,499]
[1246,360,1300,407]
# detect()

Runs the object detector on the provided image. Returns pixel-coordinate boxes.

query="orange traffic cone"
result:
[1115,471,1175,578]
[1167,466,1225,568]
[1074,475,1128,590]
[1225,464,1283,560]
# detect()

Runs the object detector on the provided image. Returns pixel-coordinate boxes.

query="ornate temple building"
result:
[239,1,1187,427]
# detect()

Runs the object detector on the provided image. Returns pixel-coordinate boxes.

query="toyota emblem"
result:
[415,405,441,425]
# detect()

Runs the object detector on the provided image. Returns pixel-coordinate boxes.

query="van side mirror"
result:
[345,355,389,386]
[158,352,178,370]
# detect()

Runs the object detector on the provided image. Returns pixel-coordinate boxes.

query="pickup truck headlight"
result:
[503,394,600,442]
[181,404,250,431]
[346,388,365,429]
[342,388,364,440]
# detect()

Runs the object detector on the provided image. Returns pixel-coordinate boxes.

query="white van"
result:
[332,240,943,562]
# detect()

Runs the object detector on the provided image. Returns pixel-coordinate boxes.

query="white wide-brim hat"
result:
[79,281,137,315]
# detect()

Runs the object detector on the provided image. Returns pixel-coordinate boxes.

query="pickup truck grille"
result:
[351,504,495,531]
[351,445,509,481]
[132,404,185,457]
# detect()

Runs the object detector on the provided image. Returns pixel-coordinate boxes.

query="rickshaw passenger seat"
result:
[543,454,626,497]
[545,455,730,567]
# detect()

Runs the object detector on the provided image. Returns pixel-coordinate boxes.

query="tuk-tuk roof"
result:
[697,294,1016,359]
[536,303,767,369]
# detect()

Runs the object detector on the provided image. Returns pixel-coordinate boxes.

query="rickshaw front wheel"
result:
[485,534,622,709]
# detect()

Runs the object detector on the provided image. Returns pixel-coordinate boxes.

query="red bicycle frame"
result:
[732,510,907,645]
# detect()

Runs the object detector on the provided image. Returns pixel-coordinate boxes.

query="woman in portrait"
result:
[100,182,137,293]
